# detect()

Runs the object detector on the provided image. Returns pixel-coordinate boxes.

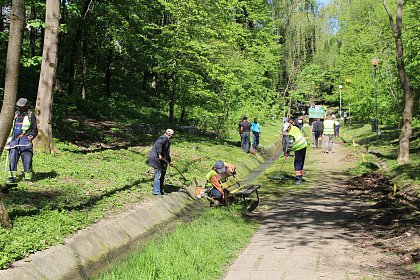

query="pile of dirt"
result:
[348,173,419,279]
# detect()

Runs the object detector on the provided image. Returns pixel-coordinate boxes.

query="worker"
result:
[205,160,236,207]
[146,129,174,196]
[6,98,38,184]
[323,113,335,153]
[283,122,307,185]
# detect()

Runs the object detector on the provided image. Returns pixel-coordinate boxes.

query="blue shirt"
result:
[251,122,261,133]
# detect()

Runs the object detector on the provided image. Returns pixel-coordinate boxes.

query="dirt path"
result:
[223,142,389,280]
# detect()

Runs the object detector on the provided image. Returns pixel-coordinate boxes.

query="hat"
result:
[282,123,291,132]
[213,160,226,173]
[16,98,28,107]
[165,129,174,137]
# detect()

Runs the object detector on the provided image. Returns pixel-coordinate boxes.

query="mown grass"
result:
[0,120,282,269]
[97,206,258,280]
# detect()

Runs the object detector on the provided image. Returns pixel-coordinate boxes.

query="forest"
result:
[0,0,418,275]
[0,0,417,144]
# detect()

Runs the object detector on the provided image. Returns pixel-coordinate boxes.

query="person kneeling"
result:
[205,160,236,207]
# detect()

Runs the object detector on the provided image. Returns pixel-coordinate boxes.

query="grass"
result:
[339,122,419,188]
[0,119,282,269]
[97,206,258,280]
[96,124,316,280]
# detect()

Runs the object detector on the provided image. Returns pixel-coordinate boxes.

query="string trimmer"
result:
[2,143,31,187]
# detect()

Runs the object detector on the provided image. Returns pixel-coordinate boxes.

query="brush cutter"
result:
[3,142,31,186]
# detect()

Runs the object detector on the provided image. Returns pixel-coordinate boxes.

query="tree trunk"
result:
[29,1,36,57]
[168,59,176,123]
[81,40,87,99]
[67,0,91,96]
[105,48,113,96]
[0,0,26,229]
[33,0,60,154]
[383,0,414,164]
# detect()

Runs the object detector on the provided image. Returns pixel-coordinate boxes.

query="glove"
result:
[284,153,289,158]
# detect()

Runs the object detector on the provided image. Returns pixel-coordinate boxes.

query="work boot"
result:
[6,177,16,185]
[6,171,17,185]
[24,172,33,182]
[295,176,303,185]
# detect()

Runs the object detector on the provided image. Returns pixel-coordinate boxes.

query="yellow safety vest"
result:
[323,119,334,135]
[289,126,307,151]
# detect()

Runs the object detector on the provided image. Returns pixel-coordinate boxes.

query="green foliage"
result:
[311,0,418,125]
[98,206,258,280]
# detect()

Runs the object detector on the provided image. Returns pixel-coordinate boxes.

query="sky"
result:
[318,0,331,6]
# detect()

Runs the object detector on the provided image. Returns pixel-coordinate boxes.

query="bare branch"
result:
[383,0,396,35]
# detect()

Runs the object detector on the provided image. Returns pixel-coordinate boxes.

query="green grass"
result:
[339,122,419,188]
[97,206,258,280]
[0,120,282,269]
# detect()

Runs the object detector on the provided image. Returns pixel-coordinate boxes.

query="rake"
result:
[267,155,293,181]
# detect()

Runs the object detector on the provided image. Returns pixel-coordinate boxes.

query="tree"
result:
[0,0,26,228]
[33,0,61,153]
[383,0,414,164]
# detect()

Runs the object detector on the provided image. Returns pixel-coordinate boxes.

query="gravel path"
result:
[223,142,387,280]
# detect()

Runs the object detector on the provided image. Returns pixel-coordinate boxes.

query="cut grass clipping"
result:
[98,206,258,280]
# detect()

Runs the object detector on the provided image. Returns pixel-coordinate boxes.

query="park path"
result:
[222,141,386,280]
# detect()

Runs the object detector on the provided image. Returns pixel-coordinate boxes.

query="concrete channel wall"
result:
[0,141,281,280]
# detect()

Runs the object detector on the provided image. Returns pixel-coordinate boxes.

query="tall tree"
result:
[33,0,61,153]
[0,0,26,228]
[383,0,414,164]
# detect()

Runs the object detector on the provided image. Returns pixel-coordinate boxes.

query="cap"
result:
[16,98,28,107]
[165,129,174,137]
[282,123,291,132]
[213,160,226,173]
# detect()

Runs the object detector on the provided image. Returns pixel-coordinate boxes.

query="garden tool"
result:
[3,147,10,185]
[162,159,190,184]
[267,155,293,181]
[3,143,31,186]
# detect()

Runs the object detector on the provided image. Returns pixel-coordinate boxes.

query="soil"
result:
[348,173,419,279]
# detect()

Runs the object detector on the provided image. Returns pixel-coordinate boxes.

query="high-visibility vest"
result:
[10,111,32,137]
[323,119,335,135]
[289,126,307,151]
[205,170,217,181]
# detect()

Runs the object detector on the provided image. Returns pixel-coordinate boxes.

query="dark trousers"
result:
[294,147,306,177]
[9,138,33,173]
[241,132,250,153]
[252,132,260,149]
[313,131,322,148]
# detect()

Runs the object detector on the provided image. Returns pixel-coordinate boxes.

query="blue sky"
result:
[318,0,330,5]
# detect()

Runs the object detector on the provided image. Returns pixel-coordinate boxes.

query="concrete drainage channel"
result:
[0,141,281,280]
